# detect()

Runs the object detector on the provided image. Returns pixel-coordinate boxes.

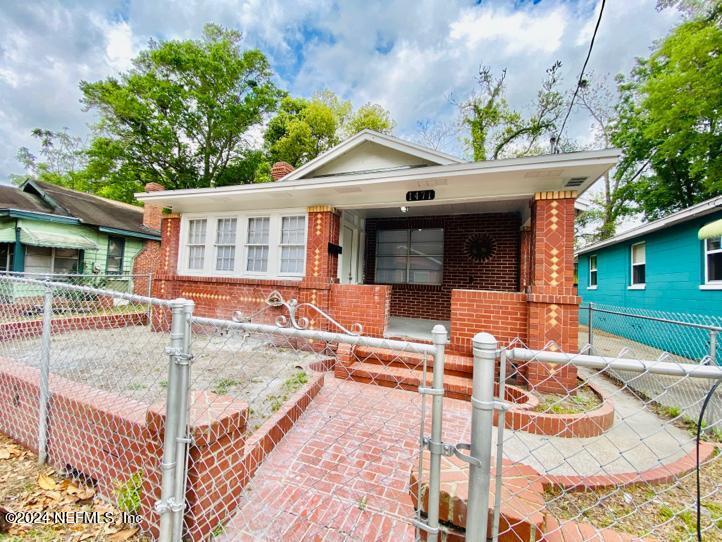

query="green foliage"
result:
[77,24,280,198]
[459,62,564,161]
[212,377,240,395]
[115,471,143,514]
[612,15,722,219]
[263,91,394,167]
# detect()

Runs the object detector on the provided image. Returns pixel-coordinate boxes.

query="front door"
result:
[340,224,357,283]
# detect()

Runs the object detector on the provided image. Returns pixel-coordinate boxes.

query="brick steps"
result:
[541,516,657,541]
[335,360,474,401]
[353,346,474,377]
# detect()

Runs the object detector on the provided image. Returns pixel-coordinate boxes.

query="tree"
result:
[263,91,394,168]
[457,62,565,161]
[573,75,627,241]
[612,15,722,219]
[79,24,280,197]
[14,128,91,191]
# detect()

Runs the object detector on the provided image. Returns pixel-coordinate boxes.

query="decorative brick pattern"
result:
[364,213,521,320]
[450,289,528,355]
[302,206,341,290]
[526,192,580,393]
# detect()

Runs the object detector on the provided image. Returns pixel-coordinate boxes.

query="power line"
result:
[554,0,606,152]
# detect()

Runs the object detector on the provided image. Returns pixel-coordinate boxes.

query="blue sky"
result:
[0,0,681,180]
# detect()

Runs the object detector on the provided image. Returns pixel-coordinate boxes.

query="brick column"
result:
[141,391,249,541]
[526,191,580,394]
[299,205,340,332]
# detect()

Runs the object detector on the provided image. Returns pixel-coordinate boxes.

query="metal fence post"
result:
[588,303,594,354]
[172,299,194,540]
[466,332,498,542]
[425,324,448,542]
[37,284,53,465]
[156,299,188,542]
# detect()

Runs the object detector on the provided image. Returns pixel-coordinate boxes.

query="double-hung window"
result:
[589,255,598,288]
[245,217,270,273]
[215,218,237,272]
[630,242,646,287]
[705,237,722,284]
[280,216,306,274]
[375,228,444,285]
[187,219,207,270]
[106,237,125,274]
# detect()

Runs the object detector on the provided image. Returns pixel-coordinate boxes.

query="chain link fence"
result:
[581,303,722,426]
[462,336,722,542]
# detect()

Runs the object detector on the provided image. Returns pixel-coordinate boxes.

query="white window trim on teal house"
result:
[628,241,646,290]
[178,209,307,279]
[587,254,598,290]
[700,236,722,290]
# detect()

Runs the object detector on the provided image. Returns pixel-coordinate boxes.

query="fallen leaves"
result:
[109,527,140,541]
[37,472,57,491]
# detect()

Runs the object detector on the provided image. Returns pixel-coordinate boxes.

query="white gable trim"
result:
[283,129,463,181]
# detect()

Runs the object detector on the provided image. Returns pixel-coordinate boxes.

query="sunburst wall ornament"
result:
[464,233,497,263]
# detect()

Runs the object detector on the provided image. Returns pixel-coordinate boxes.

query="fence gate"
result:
[157,293,452,542]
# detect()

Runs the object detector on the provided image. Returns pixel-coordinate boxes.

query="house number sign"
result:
[406,189,435,202]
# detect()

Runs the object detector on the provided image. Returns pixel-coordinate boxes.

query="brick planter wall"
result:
[364,213,521,320]
[449,289,528,355]
[329,283,390,337]
[0,356,325,541]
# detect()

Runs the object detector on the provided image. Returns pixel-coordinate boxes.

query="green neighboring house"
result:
[0,179,160,287]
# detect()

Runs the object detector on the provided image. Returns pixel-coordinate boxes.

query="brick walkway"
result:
[219,378,471,541]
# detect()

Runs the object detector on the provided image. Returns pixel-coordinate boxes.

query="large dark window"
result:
[106,237,125,274]
[706,237,722,283]
[375,228,444,285]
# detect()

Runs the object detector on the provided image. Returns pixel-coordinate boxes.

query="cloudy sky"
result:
[0,0,681,180]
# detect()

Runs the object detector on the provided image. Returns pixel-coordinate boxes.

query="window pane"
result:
[708,252,722,282]
[188,246,205,270]
[246,246,269,272]
[409,242,443,257]
[188,219,207,245]
[378,230,409,243]
[281,246,304,274]
[590,270,597,287]
[376,241,408,256]
[281,216,305,244]
[107,237,124,274]
[216,246,235,271]
[590,255,597,271]
[376,256,407,270]
[632,264,645,284]
[216,218,237,245]
[632,243,645,264]
[410,228,443,243]
[708,238,722,252]
[247,217,270,244]
[409,256,443,271]
[375,269,406,284]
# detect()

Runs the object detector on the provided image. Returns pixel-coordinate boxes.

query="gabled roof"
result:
[577,195,722,255]
[0,180,160,239]
[282,129,463,181]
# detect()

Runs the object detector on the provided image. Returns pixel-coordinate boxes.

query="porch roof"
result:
[136,148,619,215]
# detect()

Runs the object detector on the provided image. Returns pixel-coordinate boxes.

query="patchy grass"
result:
[212,378,241,396]
[545,450,722,541]
[533,384,603,415]
[115,471,143,515]
[262,371,309,418]
[655,404,722,444]
[0,433,145,541]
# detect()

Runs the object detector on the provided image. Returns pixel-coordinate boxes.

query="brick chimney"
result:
[142,182,164,230]
[271,162,295,181]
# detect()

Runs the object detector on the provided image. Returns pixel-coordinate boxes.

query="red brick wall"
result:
[449,289,528,355]
[132,240,160,297]
[329,284,391,337]
[364,213,521,320]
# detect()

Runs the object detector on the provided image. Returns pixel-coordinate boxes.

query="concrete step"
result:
[352,346,474,377]
[335,360,473,400]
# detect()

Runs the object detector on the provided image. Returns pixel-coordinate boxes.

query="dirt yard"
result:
[0,325,325,433]
[0,433,145,542]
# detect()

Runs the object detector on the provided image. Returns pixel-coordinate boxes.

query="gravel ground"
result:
[0,325,324,433]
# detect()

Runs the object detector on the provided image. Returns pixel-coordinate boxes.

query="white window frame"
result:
[177,209,307,280]
[213,217,239,272]
[701,237,722,290]
[588,255,598,289]
[629,241,646,289]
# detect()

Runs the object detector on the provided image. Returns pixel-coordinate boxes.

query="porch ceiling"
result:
[136,148,619,214]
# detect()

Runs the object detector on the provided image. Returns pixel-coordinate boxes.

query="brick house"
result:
[137,130,618,392]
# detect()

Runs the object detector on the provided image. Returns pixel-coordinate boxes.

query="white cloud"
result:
[0,0,682,178]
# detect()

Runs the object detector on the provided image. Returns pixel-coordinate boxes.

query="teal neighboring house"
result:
[577,196,722,360]
[0,179,160,288]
